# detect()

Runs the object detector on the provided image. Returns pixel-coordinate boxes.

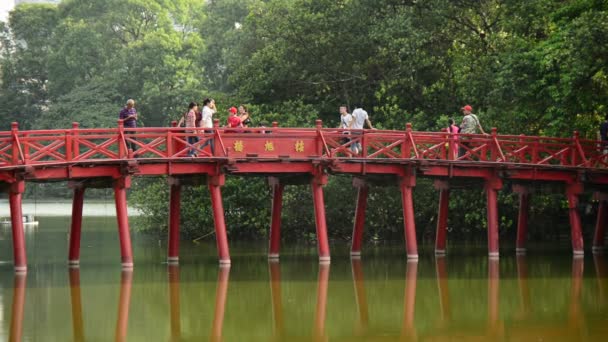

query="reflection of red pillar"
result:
[400,173,418,259]
[69,186,85,266]
[168,265,181,342]
[593,197,607,253]
[488,259,501,336]
[269,261,284,339]
[211,266,231,342]
[311,174,330,263]
[566,183,584,256]
[209,175,231,265]
[435,256,451,323]
[515,255,530,319]
[351,180,369,257]
[114,177,133,268]
[9,180,27,273]
[435,180,450,255]
[351,259,368,335]
[594,254,608,306]
[569,258,584,333]
[168,179,181,264]
[485,177,502,259]
[313,264,330,342]
[516,191,530,254]
[115,271,133,342]
[402,261,418,340]
[268,178,284,259]
[69,269,85,342]
[9,274,26,342]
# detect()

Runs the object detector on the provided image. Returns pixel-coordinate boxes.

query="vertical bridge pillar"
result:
[434,180,450,255]
[168,177,181,264]
[208,175,231,265]
[68,185,86,266]
[566,182,584,257]
[485,176,503,259]
[268,177,284,260]
[9,180,27,273]
[114,176,134,268]
[351,178,369,258]
[593,192,608,254]
[311,172,331,264]
[399,170,418,259]
[513,184,530,255]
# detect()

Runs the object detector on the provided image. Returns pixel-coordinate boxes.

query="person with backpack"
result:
[458,104,487,157]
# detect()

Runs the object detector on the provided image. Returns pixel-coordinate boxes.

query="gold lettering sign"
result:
[264,141,275,152]
[234,140,244,152]
[295,140,305,152]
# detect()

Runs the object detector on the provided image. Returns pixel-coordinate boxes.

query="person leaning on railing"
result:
[349,105,374,156]
[118,99,138,157]
[458,104,488,158]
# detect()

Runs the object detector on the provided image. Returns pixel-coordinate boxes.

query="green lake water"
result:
[0,214,607,341]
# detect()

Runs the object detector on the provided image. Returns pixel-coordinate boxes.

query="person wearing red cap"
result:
[226,106,242,132]
[459,104,487,157]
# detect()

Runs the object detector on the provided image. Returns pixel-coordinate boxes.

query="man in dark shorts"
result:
[119,99,138,156]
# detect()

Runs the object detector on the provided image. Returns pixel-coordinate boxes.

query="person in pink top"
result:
[447,118,459,159]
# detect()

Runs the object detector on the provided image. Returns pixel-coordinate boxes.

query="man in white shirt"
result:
[349,106,374,155]
[200,98,216,153]
[339,105,353,155]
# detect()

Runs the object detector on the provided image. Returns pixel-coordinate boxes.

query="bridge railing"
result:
[2,121,608,170]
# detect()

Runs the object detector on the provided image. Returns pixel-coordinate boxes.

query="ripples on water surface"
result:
[0,216,607,341]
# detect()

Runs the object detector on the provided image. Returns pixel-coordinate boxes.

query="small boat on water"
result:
[0,214,39,227]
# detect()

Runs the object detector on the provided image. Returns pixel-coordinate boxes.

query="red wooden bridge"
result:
[2,119,608,272]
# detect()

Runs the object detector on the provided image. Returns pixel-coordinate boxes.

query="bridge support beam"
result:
[485,177,503,259]
[593,193,608,254]
[400,171,418,259]
[566,182,584,257]
[114,177,133,268]
[9,180,27,273]
[209,175,231,265]
[434,180,449,255]
[168,178,181,264]
[312,174,331,264]
[68,186,86,266]
[351,178,369,258]
[513,185,530,254]
[268,177,284,260]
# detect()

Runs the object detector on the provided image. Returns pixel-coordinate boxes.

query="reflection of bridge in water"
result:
[7,256,608,341]
[3,121,608,271]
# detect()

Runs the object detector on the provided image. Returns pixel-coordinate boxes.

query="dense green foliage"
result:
[1,0,607,242]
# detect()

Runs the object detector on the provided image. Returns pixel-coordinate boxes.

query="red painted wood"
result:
[350,185,369,256]
[268,180,284,258]
[114,179,133,267]
[516,192,530,252]
[486,177,502,258]
[593,199,607,252]
[400,174,418,259]
[68,187,85,265]
[312,176,331,263]
[209,176,231,265]
[435,189,449,254]
[168,182,181,263]
[567,183,584,255]
[9,181,27,273]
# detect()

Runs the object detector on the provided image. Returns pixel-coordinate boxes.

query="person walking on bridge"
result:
[119,99,138,156]
[458,104,487,157]
[177,102,199,157]
[339,105,353,153]
[200,98,216,154]
[349,105,374,156]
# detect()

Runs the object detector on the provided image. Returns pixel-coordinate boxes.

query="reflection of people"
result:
[458,104,486,157]
[200,98,216,153]
[119,99,138,154]
[349,105,374,155]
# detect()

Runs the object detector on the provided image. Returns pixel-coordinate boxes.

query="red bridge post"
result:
[434,180,450,255]
[485,176,503,259]
[9,180,27,273]
[209,175,231,265]
[593,192,608,254]
[566,182,585,257]
[312,172,331,263]
[114,177,133,268]
[513,185,530,254]
[68,185,86,266]
[351,178,369,258]
[400,170,418,259]
[268,177,284,260]
[168,177,181,264]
